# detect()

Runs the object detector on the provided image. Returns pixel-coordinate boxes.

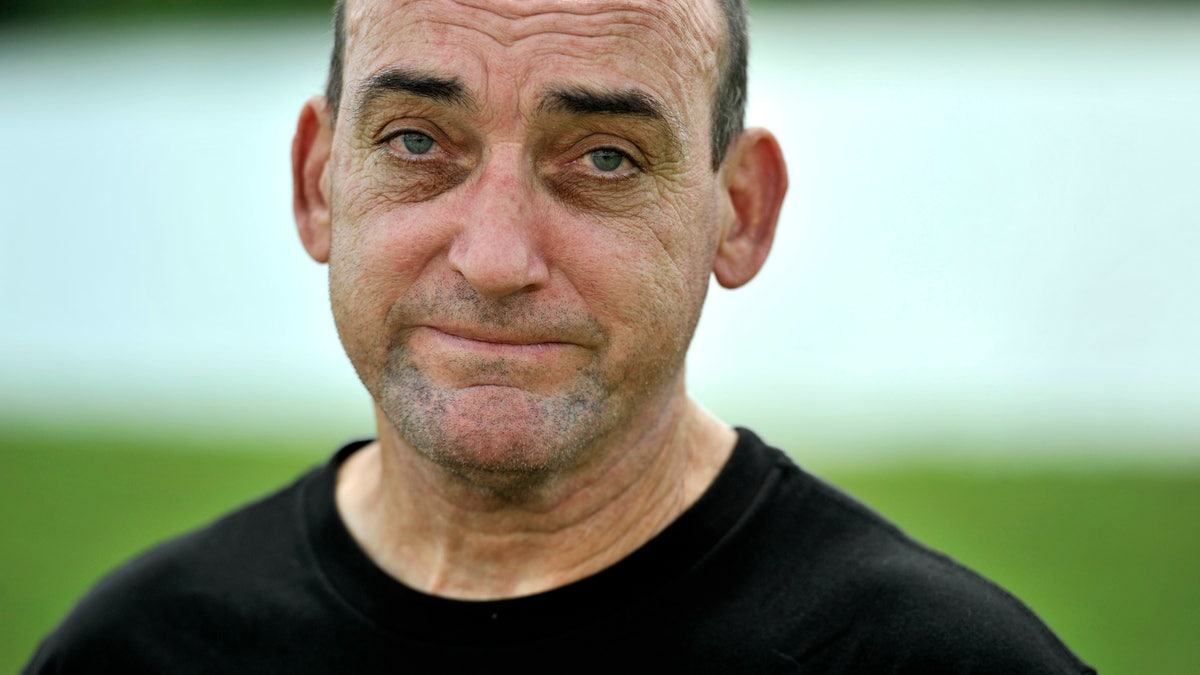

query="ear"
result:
[712,128,788,289]
[292,96,334,263]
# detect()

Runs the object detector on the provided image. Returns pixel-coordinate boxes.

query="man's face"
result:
[325,0,727,481]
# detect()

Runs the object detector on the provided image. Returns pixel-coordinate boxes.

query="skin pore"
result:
[291,0,786,600]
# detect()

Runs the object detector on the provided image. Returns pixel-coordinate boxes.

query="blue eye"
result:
[588,148,625,172]
[399,132,435,155]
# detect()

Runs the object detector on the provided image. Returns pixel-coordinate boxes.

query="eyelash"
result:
[379,129,440,157]
[582,147,640,174]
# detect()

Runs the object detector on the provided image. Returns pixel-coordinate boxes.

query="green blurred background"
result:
[2,1,1198,673]
[4,422,1197,673]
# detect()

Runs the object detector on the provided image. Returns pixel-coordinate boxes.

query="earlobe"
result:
[292,96,334,263]
[712,128,788,289]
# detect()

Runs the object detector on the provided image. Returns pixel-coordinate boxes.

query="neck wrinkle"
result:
[337,390,734,601]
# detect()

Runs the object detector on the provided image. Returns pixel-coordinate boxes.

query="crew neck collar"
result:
[302,428,778,643]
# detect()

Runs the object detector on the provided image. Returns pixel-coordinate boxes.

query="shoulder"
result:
[22,460,327,675]
[725,430,1095,674]
[800,534,1094,673]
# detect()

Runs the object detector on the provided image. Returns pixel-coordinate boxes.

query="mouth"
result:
[396,323,596,391]
[422,326,575,355]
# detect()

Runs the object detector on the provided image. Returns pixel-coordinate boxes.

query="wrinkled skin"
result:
[320,0,729,488]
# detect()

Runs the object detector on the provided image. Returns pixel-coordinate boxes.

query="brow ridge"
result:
[353,67,474,121]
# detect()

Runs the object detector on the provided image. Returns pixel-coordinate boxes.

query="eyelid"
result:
[375,116,454,144]
[576,138,645,173]
[379,127,432,145]
[583,147,635,173]
[377,126,452,162]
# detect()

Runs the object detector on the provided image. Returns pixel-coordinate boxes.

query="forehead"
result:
[341,0,723,124]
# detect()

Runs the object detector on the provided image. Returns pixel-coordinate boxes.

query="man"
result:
[26,0,1094,672]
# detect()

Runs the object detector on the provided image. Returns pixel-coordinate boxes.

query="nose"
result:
[446,148,550,299]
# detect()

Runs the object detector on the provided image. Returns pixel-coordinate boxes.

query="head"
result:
[292,0,786,491]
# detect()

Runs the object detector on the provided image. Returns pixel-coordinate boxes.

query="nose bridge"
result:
[475,145,531,229]
[447,144,548,298]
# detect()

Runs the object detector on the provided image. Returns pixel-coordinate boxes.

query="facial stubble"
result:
[376,340,620,496]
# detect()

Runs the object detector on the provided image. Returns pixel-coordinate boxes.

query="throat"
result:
[335,400,736,600]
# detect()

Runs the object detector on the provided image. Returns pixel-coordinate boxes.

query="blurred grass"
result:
[2,422,1197,673]
[832,463,1200,674]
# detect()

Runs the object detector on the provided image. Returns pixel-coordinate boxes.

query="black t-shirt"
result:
[25,429,1095,673]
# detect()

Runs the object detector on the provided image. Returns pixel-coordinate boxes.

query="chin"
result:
[377,365,613,493]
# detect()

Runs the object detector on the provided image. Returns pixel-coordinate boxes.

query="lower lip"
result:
[419,327,572,358]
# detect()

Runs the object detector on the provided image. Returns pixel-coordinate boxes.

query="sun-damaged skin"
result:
[291,0,787,599]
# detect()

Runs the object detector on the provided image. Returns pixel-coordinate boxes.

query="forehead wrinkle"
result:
[347,0,720,56]
[436,0,719,61]
[445,0,722,136]
[348,0,720,79]
[446,0,665,39]
[344,0,722,149]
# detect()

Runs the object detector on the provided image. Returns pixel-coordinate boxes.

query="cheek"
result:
[558,192,718,355]
[331,168,452,285]
[611,180,719,302]
[328,182,452,361]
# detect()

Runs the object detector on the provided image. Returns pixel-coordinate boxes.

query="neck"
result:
[335,391,735,600]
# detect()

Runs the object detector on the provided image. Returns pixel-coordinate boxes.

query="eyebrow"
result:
[538,86,673,123]
[351,67,474,121]
[537,85,684,156]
